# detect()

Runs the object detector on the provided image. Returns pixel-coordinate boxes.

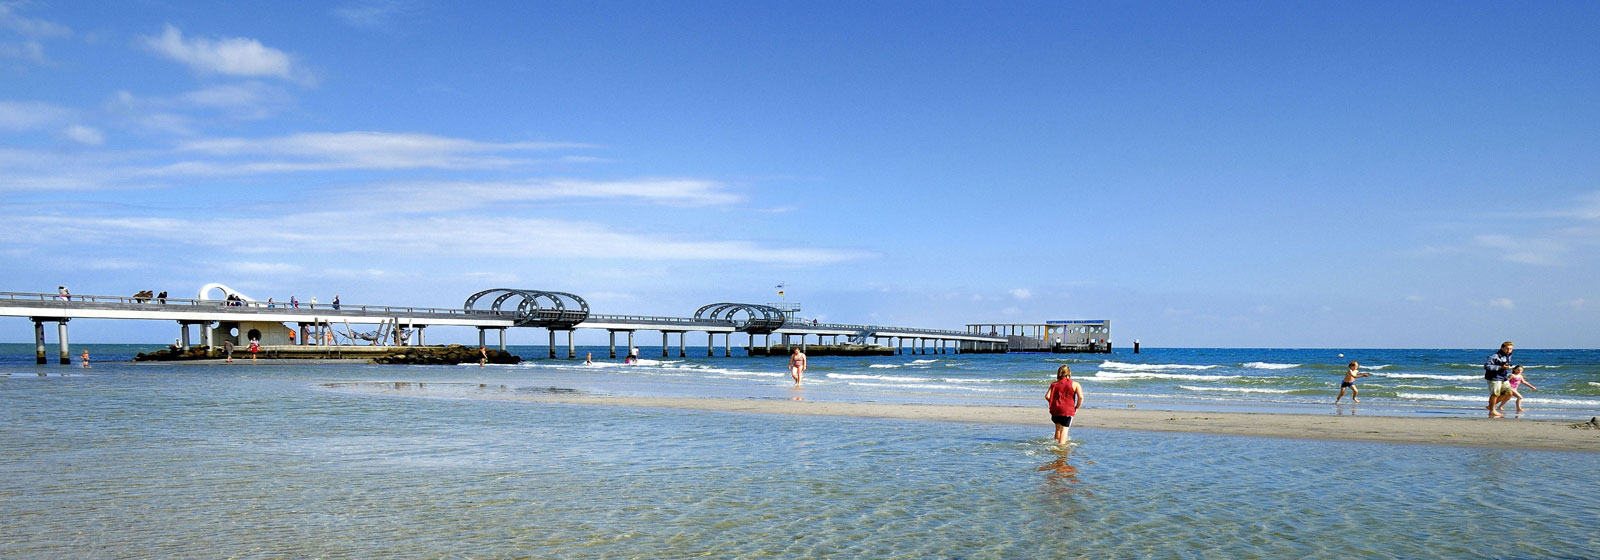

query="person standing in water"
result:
[1334,361,1370,403]
[789,347,807,386]
[1045,365,1084,444]
[80,349,90,369]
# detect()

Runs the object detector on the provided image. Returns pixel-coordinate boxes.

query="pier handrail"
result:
[0,291,506,318]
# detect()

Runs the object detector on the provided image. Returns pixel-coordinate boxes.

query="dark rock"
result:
[370,344,522,365]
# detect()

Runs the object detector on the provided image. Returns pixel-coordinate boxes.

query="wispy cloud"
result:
[347,178,741,212]
[0,39,45,63]
[1008,288,1032,300]
[0,3,72,38]
[140,24,305,82]
[0,100,72,130]
[147,131,590,175]
[11,213,876,266]
[61,124,104,145]
[1487,298,1515,310]
[333,0,422,29]
[1475,234,1567,266]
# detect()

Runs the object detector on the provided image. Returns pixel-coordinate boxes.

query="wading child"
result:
[1335,361,1370,403]
[1045,365,1084,444]
[1498,365,1538,413]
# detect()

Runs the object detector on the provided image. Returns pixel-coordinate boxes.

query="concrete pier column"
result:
[708,332,715,357]
[34,320,47,364]
[679,332,686,357]
[57,320,70,364]
[626,331,634,358]
[498,329,507,351]
[662,332,669,358]
[609,331,617,358]
[478,328,487,349]
[800,334,806,353]
[724,333,731,357]
[203,322,213,351]
[549,330,557,359]
[567,331,576,359]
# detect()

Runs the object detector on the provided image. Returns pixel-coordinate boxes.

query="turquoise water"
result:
[3,346,1598,557]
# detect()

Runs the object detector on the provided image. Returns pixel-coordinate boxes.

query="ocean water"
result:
[2,344,1597,558]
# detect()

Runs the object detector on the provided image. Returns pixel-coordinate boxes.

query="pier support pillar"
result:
[498,329,506,351]
[58,319,70,364]
[679,332,686,357]
[549,330,557,359]
[626,331,634,359]
[609,331,617,358]
[202,322,213,352]
[800,334,806,354]
[708,332,715,357]
[724,333,731,357]
[567,331,576,359]
[662,332,669,358]
[478,328,487,350]
[34,320,47,364]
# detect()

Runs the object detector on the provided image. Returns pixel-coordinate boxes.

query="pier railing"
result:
[0,291,502,318]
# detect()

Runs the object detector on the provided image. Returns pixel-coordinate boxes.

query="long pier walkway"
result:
[2,287,1007,364]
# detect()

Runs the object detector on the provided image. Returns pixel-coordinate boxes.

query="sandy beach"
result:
[525,395,1600,452]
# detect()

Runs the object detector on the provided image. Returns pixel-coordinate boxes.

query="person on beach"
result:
[584,352,593,365]
[80,349,90,369]
[1334,361,1370,403]
[627,347,639,364]
[248,339,259,362]
[223,340,234,364]
[1498,365,1538,413]
[479,346,487,367]
[1485,341,1515,417]
[789,347,808,386]
[1046,365,1083,444]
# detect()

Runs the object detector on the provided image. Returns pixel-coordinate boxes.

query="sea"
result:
[3,344,1597,558]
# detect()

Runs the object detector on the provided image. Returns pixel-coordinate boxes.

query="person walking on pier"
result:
[1046,365,1083,444]
[790,347,807,386]
[290,295,299,309]
[57,286,69,301]
[310,296,317,309]
[332,295,340,310]
[157,291,167,304]
[248,339,259,362]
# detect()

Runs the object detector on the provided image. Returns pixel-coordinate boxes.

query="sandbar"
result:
[527,395,1600,453]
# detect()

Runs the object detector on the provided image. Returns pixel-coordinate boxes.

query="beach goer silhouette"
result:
[479,346,487,367]
[248,338,259,362]
[1335,361,1370,403]
[1046,365,1084,444]
[789,347,807,386]
[223,340,234,364]
[1484,341,1515,418]
[584,352,593,365]
[80,349,90,369]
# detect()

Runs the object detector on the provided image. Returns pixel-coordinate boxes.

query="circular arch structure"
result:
[694,302,787,334]
[464,289,589,328]
[197,283,254,302]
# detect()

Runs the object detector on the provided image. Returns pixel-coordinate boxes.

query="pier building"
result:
[965,320,1112,353]
[1,285,1008,363]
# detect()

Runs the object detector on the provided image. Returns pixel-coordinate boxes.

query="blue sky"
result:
[2,1,1598,348]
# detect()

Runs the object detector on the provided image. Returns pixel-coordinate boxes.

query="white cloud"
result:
[333,0,421,29]
[1475,234,1565,266]
[221,262,305,275]
[0,100,72,130]
[140,24,300,81]
[61,124,104,145]
[1008,288,1032,299]
[1567,298,1586,309]
[177,82,294,119]
[1404,295,1424,302]
[348,178,740,211]
[11,213,876,266]
[0,3,71,38]
[1488,298,1515,310]
[0,39,45,63]
[150,131,591,175]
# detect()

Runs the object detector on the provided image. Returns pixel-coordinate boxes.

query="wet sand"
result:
[529,395,1600,452]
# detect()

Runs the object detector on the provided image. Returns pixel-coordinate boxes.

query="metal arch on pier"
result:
[464,289,589,328]
[693,302,787,334]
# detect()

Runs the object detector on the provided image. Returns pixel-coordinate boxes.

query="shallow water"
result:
[2,347,1597,557]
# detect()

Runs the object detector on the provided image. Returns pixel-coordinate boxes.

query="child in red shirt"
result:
[1045,365,1084,444]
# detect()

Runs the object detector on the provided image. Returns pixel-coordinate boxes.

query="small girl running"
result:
[1045,365,1084,444]
[1335,361,1370,403]
[1498,365,1538,413]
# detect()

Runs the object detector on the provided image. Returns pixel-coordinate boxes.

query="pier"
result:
[1,286,1008,364]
